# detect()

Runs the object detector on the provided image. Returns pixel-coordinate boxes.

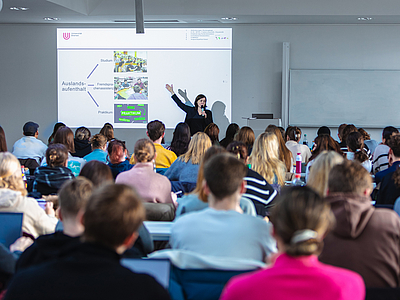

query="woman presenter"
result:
[166,84,213,135]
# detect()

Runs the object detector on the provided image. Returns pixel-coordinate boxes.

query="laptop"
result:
[0,212,23,248]
[121,258,171,288]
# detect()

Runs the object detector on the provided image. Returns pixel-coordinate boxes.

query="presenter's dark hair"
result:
[147,120,165,141]
[194,94,207,110]
[170,122,191,157]
[0,126,7,152]
[53,127,75,153]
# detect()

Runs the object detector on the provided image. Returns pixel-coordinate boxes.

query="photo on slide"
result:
[114,51,147,73]
[114,76,148,100]
[114,104,148,124]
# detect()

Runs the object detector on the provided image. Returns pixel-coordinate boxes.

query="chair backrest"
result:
[0,212,23,248]
[366,287,400,300]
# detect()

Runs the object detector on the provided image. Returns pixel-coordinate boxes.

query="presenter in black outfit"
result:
[166,84,213,135]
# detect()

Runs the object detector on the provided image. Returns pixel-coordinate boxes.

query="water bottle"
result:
[303,134,308,146]
[21,166,27,188]
[291,153,305,186]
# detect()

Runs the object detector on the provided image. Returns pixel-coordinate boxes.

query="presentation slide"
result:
[57,28,232,129]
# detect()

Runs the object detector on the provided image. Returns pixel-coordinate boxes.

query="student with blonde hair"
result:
[220,186,365,300]
[307,151,344,197]
[0,152,57,238]
[248,132,286,186]
[165,132,212,183]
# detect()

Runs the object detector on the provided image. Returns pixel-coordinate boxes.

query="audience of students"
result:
[32,144,75,196]
[319,160,400,287]
[83,134,108,163]
[2,118,400,299]
[170,153,277,262]
[4,184,171,300]
[220,186,365,300]
[72,126,92,158]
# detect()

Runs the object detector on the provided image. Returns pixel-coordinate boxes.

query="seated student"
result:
[220,123,239,148]
[32,144,75,196]
[72,127,92,158]
[376,134,400,205]
[227,141,277,217]
[12,121,47,166]
[0,152,57,239]
[266,126,293,174]
[107,139,133,180]
[372,126,399,174]
[4,184,171,300]
[46,127,86,177]
[339,124,358,154]
[47,122,65,145]
[346,131,372,172]
[130,120,177,169]
[99,122,115,145]
[117,139,176,206]
[165,122,191,157]
[170,153,277,262]
[220,186,365,300]
[204,123,220,145]
[83,134,108,163]
[16,178,93,270]
[234,126,255,155]
[319,160,400,287]
[175,146,257,218]
[285,126,311,164]
[165,132,212,183]
[337,123,347,148]
[79,160,113,187]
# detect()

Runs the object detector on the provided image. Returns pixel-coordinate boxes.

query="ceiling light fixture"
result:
[43,17,59,21]
[357,17,373,21]
[221,17,237,21]
[10,6,29,11]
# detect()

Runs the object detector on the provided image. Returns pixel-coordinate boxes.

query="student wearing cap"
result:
[12,121,47,165]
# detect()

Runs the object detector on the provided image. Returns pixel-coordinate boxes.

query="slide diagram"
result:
[114,104,148,124]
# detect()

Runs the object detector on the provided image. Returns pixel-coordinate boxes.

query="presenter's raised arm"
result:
[166,83,191,113]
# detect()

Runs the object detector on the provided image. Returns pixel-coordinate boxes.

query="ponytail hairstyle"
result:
[346,131,368,163]
[46,143,69,168]
[270,186,335,257]
[286,126,302,142]
[134,139,156,163]
[100,123,114,142]
[90,134,107,150]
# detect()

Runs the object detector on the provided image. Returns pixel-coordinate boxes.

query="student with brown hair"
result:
[204,123,220,145]
[83,134,108,163]
[171,153,276,262]
[220,186,365,300]
[372,126,399,174]
[107,139,133,179]
[320,160,400,287]
[32,144,75,196]
[285,126,311,164]
[79,160,113,187]
[5,184,171,300]
[0,125,7,152]
[346,131,371,172]
[234,126,255,155]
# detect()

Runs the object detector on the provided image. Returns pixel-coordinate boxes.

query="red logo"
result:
[63,33,71,40]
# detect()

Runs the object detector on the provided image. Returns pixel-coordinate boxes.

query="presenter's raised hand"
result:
[165,84,175,95]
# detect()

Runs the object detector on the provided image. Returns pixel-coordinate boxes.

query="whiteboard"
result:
[289,69,400,128]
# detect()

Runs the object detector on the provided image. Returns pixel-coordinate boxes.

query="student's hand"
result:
[45,201,55,217]
[10,237,34,253]
[171,192,178,207]
[165,84,175,95]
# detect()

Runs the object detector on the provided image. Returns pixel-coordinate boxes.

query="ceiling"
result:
[2,0,400,25]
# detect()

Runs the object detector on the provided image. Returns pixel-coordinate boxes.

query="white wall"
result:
[1,23,399,152]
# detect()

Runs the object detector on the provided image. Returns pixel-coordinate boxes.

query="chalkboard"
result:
[289,69,400,128]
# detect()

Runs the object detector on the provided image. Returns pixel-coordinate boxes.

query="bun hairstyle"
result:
[346,131,368,163]
[226,141,248,162]
[90,134,107,150]
[75,127,91,141]
[286,126,302,142]
[270,186,335,257]
[46,143,69,168]
[134,139,155,163]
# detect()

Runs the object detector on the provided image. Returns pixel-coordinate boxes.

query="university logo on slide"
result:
[63,33,71,40]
